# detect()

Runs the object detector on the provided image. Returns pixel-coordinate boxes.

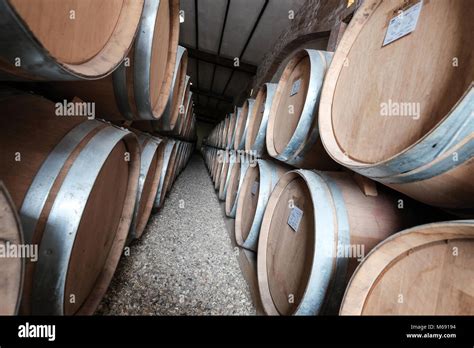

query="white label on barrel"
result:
[288,206,303,232]
[251,181,259,195]
[383,1,423,47]
[290,79,301,96]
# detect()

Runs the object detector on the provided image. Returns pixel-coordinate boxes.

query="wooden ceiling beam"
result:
[183,45,257,75]
[191,87,234,104]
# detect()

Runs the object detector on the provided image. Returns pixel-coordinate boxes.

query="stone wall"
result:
[250,0,360,94]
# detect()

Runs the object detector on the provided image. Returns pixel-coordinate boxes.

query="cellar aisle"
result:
[97,153,255,315]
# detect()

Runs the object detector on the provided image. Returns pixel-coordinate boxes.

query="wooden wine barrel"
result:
[211,150,220,183]
[221,121,227,148]
[181,144,188,168]
[167,140,184,193]
[128,131,165,241]
[0,182,24,315]
[177,87,192,137]
[216,121,223,149]
[214,154,225,190]
[235,160,289,251]
[215,149,226,184]
[177,92,193,138]
[39,0,180,121]
[179,143,190,173]
[225,158,252,218]
[211,149,218,181]
[184,98,194,138]
[233,99,255,150]
[217,149,233,190]
[158,139,178,206]
[319,0,474,211]
[183,143,192,169]
[182,115,192,141]
[207,148,215,176]
[227,107,239,150]
[170,142,180,183]
[207,130,214,147]
[225,114,232,146]
[0,91,140,315]
[341,220,474,315]
[172,141,185,181]
[183,143,192,168]
[177,75,191,133]
[178,142,188,175]
[218,152,238,201]
[153,138,177,210]
[207,149,213,176]
[209,148,218,176]
[245,83,277,157]
[257,169,424,315]
[211,124,218,148]
[180,99,194,140]
[159,45,189,131]
[220,116,228,150]
[186,143,196,164]
[175,142,184,175]
[0,0,144,80]
[266,49,337,169]
[218,122,223,148]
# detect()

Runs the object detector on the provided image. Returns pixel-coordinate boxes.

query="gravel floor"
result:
[97,154,255,315]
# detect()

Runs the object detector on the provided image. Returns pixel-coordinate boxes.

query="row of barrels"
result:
[202,147,474,315]
[202,0,473,315]
[0,0,197,140]
[205,0,473,213]
[0,90,194,315]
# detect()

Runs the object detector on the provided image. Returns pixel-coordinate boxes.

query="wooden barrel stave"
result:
[225,158,252,218]
[218,152,238,201]
[267,49,336,169]
[318,0,474,211]
[153,138,176,210]
[33,0,180,121]
[0,182,24,315]
[31,125,139,315]
[128,131,165,241]
[0,91,140,315]
[156,138,178,208]
[235,159,289,251]
[340,220,474,315]
[226,108,239,150]
[245,83,277,157]
[158,46,189,131]
[0,0,144,80]
[257,169,427,315]
[233,99,255,151]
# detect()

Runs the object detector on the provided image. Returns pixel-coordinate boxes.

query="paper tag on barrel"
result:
[251,181,259,195]
[290,79,301,96]
[288,206,303,232]
[383,1,423,47]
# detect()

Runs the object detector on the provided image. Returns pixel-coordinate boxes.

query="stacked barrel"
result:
[202,0,474,316]
[0,0,195,315]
